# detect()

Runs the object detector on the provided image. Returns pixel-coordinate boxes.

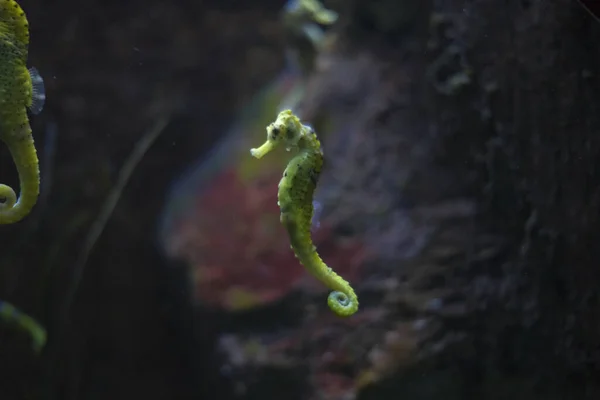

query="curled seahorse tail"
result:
[289,231,359,317]
[0,128,40,224]
[305,254,359,317]
[328,288,359,317]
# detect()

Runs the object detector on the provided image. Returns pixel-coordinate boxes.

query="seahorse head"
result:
[268,109,304,148]
[250,109,303,159]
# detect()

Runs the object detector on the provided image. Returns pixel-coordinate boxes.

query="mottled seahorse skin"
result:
[0,0,46,224]
[250,110,358,317]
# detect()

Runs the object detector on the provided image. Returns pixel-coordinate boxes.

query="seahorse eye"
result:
[270,126,280,139]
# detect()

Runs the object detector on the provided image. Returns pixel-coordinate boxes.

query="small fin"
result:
[28,67,45,115]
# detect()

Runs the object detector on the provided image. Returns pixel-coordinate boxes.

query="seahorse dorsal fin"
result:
[28,66,45,115]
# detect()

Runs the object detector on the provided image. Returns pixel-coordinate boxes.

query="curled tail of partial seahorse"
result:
[0,124,40,224]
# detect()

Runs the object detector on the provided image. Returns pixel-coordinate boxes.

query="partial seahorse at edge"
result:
[0,300,46,353]
[0,0,46,224]
[250,109,359,317]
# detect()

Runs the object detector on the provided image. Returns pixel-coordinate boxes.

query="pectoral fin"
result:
[28,67,45,115]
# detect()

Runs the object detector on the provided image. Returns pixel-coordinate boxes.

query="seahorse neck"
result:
[297,127,321,153]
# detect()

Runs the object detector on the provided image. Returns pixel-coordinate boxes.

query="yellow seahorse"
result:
[0,0,45,224]
[250,110,359,317]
